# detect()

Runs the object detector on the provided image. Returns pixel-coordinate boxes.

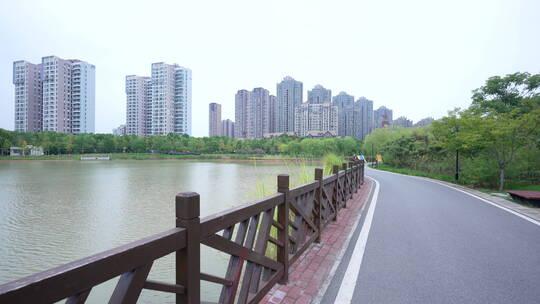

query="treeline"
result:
[363,72,540,190]
[0,130,362,157]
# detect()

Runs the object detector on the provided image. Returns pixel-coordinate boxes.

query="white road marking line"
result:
[334,177,380,304]
[371,168,540,227]
[312,176,374,304]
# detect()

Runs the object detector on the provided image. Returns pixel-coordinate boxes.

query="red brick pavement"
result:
[260,179,373,304]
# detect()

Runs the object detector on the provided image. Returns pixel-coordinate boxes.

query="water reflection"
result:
[0,160,319,303]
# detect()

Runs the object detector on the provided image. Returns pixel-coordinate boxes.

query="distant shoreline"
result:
[0,153,323,162]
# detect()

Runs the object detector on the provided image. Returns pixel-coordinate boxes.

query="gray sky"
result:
[1,0,539,137]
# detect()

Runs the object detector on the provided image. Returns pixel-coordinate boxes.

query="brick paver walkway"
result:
[260,179,374,304]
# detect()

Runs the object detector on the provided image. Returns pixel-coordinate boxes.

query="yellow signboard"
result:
[376,154,383,162]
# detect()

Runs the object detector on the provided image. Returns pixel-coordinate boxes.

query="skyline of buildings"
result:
[212,78,426,140]
[13,55,95,134]
[12,58,426,138]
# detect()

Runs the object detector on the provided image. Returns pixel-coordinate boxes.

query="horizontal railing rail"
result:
[0,160,365,304]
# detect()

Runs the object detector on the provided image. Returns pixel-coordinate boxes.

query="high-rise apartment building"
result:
[42,56,71,133]
[276,76,303,133]
[125,75,151,136]
[414,117,434,127]
[332,92,355,136]
[173,66,192,135]
[332,91,355,108]
[13,61,42,132]
[126,62,192,136]
[307,84,332,104]
[234,88,272,139]
[343,103,362,138]
[268,95,276,133]
[250,88,271,138]
[294,102,338,137]
[221,119,235,138]
[113,124,127,136]
[393,116,413,128]
[71,61,95,134]
[374,106,393,128]
[209,103,222,136]
[234,89,250,138]
[357,97,374,139]
[13,56,95,134]
[150,63,175,135]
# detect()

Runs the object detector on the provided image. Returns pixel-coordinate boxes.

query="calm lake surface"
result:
[0,160,320,303]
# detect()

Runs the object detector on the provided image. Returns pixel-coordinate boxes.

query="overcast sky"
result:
[0,0,539,136]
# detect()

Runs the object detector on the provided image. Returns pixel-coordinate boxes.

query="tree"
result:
[66,135,74,153]
[468,72,540,190]
[471,72,540,116]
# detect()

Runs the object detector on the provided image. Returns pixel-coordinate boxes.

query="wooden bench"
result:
[507,190,540,207]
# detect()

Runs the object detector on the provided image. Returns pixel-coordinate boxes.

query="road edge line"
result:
[333,177,380,303]
[312,177,375,304]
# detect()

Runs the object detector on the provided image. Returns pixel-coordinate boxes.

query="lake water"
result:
[0,160,320,303]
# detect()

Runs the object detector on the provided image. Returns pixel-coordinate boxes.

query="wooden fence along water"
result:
[0,160,365,304]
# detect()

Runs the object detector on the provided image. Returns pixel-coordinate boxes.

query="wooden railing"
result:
[0,160,365,304]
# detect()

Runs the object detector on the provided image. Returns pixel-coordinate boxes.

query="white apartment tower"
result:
[126,63,192,136]
[294,102,338,137]
[174,66,192,135]
[126,75,151,136]
[13,56,95,134]
[149,62,192,136]
[13,61,42,132]
[151,63,176,135]
[71,61,95,134]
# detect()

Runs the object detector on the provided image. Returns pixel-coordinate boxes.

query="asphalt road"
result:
[321,168,540,304]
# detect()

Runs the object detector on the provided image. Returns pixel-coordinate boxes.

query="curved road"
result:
[321,167,540,304]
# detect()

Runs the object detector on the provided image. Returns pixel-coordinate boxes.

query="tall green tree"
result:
[466,72,539,190]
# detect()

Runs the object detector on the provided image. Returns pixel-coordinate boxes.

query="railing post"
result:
[315,168,324,243]
[277,174,290,284]
[342,163,348,207]
[332,165,339,219]
[356,160,364,189]
[356,160,360,189]
[176,192,201,304]
[349,161,356,194]
[361,160,365,185]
